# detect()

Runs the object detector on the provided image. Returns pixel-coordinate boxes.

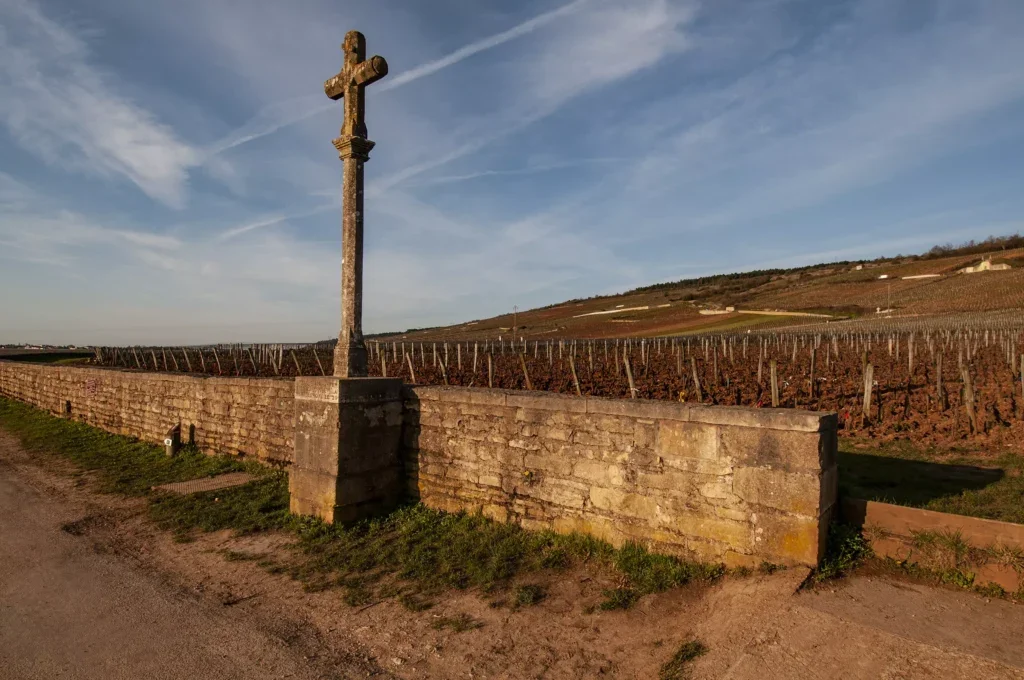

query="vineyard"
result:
[90,320,1024,450]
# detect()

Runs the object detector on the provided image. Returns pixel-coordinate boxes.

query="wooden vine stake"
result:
[406,353,416,384]
[438,357,448,386]
[808,347,815,400]
[568,354,582,396]
[690,356,703,404]
[312,348,326,376]
[291,349,302,376]
[623,354,637,399]
[770,359,779,408]
[935,352,945,410]
[863,362,874,421]
[961,365,978,434]
[488,353,494,389]
[519,353,533,391]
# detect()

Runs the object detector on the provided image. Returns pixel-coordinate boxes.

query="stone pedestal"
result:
[290,376,404,523]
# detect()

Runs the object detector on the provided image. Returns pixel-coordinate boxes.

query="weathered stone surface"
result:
[400,386,835,567]
[655,420,719,460]
[0,362,294,463]
[752,509,823,565]
[719,426,830,473]
[292,376,403,523]
[733,466,821,516]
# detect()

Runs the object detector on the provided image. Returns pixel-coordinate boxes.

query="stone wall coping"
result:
[0,360,293,387]
[405,385,835,433]
[295,376,403,403]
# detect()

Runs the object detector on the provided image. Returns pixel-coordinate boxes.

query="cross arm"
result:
[323,56,389,100]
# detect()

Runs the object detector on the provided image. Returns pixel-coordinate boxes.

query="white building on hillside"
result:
[958,259,1011,274]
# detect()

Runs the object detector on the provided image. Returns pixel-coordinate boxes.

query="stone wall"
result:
[0,361,838,566]
[0,361,294,464]
[402,386,837,567]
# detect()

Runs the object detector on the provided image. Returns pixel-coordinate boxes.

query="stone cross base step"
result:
[153,472,257,495]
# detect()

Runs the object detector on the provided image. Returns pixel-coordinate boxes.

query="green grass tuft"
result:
[513,584,546,608]
[614,541,724,595]
[599,587,638,610]
[659,639,708,679]
[810,523,872,583]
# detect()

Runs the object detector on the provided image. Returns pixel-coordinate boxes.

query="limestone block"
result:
[662,513,752,551]
[586,396,690,421]
[633,468,705,495]
[523,450,573,476]
[572,459,625,486]
[589,487,659,520]
[688,405,834,433]
[655,420,720,461]
[507,391,586,413]
[733,467,822,517]
[521,480,588,509]
[752,509,822,566]
[719,427,830,473]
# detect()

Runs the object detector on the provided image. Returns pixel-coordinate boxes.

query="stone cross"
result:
[324,30,388,377]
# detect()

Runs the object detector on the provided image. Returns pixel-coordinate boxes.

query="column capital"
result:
[332,135,375,161]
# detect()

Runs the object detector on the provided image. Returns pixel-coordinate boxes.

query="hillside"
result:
[378,238,1024,341]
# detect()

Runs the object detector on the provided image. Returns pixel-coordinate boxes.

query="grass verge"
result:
[0,396,723,611]
[0,397,252,495]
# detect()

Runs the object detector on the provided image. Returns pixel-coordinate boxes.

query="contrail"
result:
[378,0,589,92]
[207,0,588,157]
[215,202,337,242]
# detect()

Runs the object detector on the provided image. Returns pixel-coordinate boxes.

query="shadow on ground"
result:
[839,450,1004,507]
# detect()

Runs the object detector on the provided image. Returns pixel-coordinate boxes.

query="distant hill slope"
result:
[377,237,1024,341]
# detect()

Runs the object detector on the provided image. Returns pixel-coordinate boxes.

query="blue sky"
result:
[2,0,1023,345]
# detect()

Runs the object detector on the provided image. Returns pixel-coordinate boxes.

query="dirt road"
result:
[0,441,389,680]
[1,427,1022,679]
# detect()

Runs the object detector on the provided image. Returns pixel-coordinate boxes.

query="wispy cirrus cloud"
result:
[207,0,593,158]
[0,0,200,207]
[4,0,1024,346]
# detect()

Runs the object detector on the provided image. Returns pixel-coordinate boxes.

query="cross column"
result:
[333,135,374,377]
[324,30,388,378]
[290,31,402,527]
